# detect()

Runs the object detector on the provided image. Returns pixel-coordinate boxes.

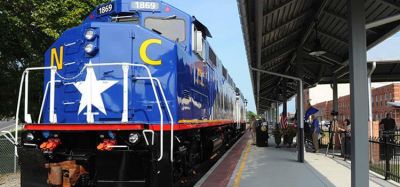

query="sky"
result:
[165,0,400,114]
[165,0,256,112]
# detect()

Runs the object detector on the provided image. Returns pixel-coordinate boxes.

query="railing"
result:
[369,131,400,183]
[320,129,400,183]
[6,62,175,164]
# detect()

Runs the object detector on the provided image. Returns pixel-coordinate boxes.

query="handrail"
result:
[38,80,61,124]
[1,131,16,146]
[15,66,56,160]
[17,62,175,162]
[135,77,174,162]
[143,129,155,145]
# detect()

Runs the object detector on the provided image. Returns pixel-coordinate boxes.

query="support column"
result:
[270,103,274,123]
[348,0,369,186]
[332,79,338,114]
[255,0,263,110]
[296,59,305,163]
[282,84,287,118]
[276,102,280,125]
[264,110,268,121]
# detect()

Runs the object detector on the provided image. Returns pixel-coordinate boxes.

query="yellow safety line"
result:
[233,140,252,187]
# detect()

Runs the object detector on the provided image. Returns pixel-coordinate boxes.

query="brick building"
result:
[312,83,400,126]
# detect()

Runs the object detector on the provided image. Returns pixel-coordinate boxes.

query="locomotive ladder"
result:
[10,62,175,164]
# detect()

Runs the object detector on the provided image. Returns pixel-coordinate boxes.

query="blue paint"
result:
[41,0,246,125]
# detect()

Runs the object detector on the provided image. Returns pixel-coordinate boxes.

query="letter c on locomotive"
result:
[140,39,162,65]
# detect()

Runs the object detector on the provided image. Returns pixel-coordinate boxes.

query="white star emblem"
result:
[74,65,118,115]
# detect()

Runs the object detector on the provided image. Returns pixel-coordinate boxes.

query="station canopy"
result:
[238,0,400,112]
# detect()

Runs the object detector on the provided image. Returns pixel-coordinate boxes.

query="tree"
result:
[247,111,256,121]
[0,0,108,119]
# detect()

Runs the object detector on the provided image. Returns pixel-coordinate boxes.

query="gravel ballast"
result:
[0,172,20,187]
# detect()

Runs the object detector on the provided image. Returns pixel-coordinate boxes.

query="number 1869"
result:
[98,4,113,14]
[134,2,157,10]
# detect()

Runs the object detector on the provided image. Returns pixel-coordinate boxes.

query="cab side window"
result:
[144,18,186,42]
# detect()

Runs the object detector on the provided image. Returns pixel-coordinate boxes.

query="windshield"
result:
[144,18,186,42]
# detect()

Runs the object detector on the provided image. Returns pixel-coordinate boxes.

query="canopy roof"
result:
[238,0,400,112]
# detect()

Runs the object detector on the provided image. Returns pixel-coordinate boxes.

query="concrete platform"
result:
[196,132,398,187]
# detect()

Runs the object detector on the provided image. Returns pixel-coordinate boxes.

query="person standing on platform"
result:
[311,115,320,153]
[380,113,396,161]
[338,119,351,158]
[380,113,396,132]
[250,115,257,145]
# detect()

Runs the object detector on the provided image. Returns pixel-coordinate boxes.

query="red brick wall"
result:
[370,121,380,163]
[312,83,400,126]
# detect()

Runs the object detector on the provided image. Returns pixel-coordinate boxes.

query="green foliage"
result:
[246,111,256,120]
[0,0,109,119]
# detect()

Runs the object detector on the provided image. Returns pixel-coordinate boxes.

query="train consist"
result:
[17,0,246,186]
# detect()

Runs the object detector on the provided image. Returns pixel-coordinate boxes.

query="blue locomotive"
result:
[18,0,246,186]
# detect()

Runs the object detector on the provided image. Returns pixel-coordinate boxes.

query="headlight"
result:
[128,132,140,144]
[26,133,34,141]
[84,29,96,41]
[84,43,97,54]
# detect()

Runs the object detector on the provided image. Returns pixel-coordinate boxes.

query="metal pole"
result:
[332,79,338,113]
[49,67,56,123]
[299,82,304,162]
[264,110,267,122]
[24,71,29,123]
[368,62,376,137]
[255,1,263,110]
[86,65,94,123]
[327,79,338,156]
[251,67,304,162]
[366,14,400,29]
[348,0,369,186]
[276,102,279,124]
[122,64,129,123]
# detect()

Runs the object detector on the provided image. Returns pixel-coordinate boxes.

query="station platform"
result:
[195,132,398,187]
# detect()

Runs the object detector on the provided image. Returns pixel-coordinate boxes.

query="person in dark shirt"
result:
[380,113,396,162]
[380,113,396,132]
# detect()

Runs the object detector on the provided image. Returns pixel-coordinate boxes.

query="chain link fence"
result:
[0,138,18,174]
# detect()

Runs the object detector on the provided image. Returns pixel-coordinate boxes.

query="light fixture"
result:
[309,20,326,57]
[26,133,34,141]
[84,43,98,55]
[84,29,96,41]
[128,132,140,144]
